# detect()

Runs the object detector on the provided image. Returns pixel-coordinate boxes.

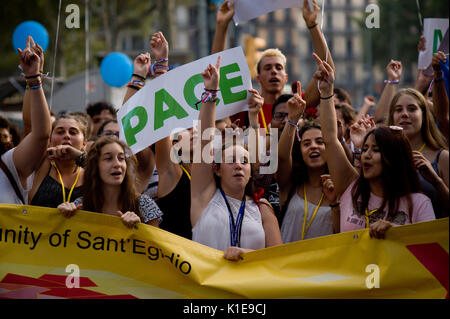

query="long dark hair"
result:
[351,126,422,221]
[81,136,143,219]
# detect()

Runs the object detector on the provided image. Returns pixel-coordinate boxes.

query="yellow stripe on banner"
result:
[0,204,448,299]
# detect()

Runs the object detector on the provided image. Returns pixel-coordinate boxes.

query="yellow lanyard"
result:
[365,208,378,228]
[52,161,81,203]
[418,143,426,152]
[180,164,191,180]
[302,185,324,240]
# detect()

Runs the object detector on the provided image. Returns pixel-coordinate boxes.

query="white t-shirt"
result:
[192,189,265,251]
[0,148,34,204]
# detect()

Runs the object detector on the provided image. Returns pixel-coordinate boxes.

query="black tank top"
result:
[31,167,82,208]
[157,170,192,239]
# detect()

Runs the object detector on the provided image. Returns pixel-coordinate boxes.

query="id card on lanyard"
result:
[219,188,246,247]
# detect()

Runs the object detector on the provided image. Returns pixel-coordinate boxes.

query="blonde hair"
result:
[387,88,448,150]
[257,48,287,74]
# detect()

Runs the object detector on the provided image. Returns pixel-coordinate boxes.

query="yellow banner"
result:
[0,204,448,299]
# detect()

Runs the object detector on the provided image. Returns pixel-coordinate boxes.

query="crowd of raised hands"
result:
[1,0,448,263]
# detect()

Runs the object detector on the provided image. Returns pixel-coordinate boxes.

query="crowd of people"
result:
[1,0,448,262]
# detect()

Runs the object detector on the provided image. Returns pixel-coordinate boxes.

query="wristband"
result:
[353,148,362,153]
[195,91,218,110]
[24,73,41,79]
[132,73,146,81]
[287,120,301,142]
[307,23,318,29]
[384,80,399,84]
[320,94,334,100]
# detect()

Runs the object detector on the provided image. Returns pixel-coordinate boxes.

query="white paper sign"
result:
[117,46,252,154]
[418,18,449,69]
[233,0,305,25]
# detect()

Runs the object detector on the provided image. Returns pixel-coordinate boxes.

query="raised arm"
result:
[302,0,336,109]
[14,36,51,183]
[374,60,402,123]
[314,53,358,196]
[356,96,376,121]
[247,89,264,171]
[211,0,235,54]
[431,51,449,140]
[277,81,305,200]
[190,56,222,227]
[22,39,44,138]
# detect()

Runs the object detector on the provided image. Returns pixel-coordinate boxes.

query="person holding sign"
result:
[431,51,449,142]
[212,0,335,129]
[120,32,193,238]
[190,56,282,261]
[0,36,51,205]
[314,53,435,237]
[277,82,338,242]
[57,136,163,229]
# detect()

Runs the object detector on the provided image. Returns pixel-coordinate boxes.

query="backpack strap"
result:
[0,156,25,204]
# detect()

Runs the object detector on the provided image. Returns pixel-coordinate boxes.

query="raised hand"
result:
[432,51,447,73]
[386,60,402,81]
[29,37,44,73]
[247,89,264,126]
[320,174,337,204]
[287,81,306,123]
[217,0,235,26]
[150,32,169,61]
[312,53,335,96]
[363,96,376,109]
[202,56,221,91]
[350,115,375,149]
[133,52,151,78]
[117,211,141,228]
[302,0,320,28]
[412,151,441,184]
[18,36,41,76]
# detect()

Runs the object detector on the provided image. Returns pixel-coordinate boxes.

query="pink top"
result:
[340,181,435,233]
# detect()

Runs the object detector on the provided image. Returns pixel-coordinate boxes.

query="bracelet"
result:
[353,148,362,153]
[75,152,87,168]
[250,124,260,129]
[24,73,41,79]
[127,84,141,91]
[132,73,146,81]
[307,23,318,29]
[320,94,334,100]
[26,77,42,88]
[384,80,399,84]
[149,63,170,76]
[29,84,42,90]
[329,202,340,208]
[155,58,168,63]
[205,88,219,92]
[287,120,301,142]
[195,91,218,110]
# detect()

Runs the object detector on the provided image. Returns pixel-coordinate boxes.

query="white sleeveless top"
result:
[192,189,266,251]
[281,191,333,242]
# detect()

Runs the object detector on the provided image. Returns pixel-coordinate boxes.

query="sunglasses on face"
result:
[273,112,288,121]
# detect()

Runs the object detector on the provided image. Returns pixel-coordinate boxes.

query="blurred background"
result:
[0,0,448,130]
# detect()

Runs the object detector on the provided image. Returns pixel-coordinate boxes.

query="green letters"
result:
[219,63,247,104]
[121,106,148,146]
[433,29,443,54]
[154,89,189,130]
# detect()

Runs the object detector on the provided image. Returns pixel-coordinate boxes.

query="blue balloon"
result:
[100,52,133,88]
[13,21,49,52]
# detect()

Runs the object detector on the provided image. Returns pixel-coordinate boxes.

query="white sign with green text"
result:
[117,46,252,154]
[418,18,449,69]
